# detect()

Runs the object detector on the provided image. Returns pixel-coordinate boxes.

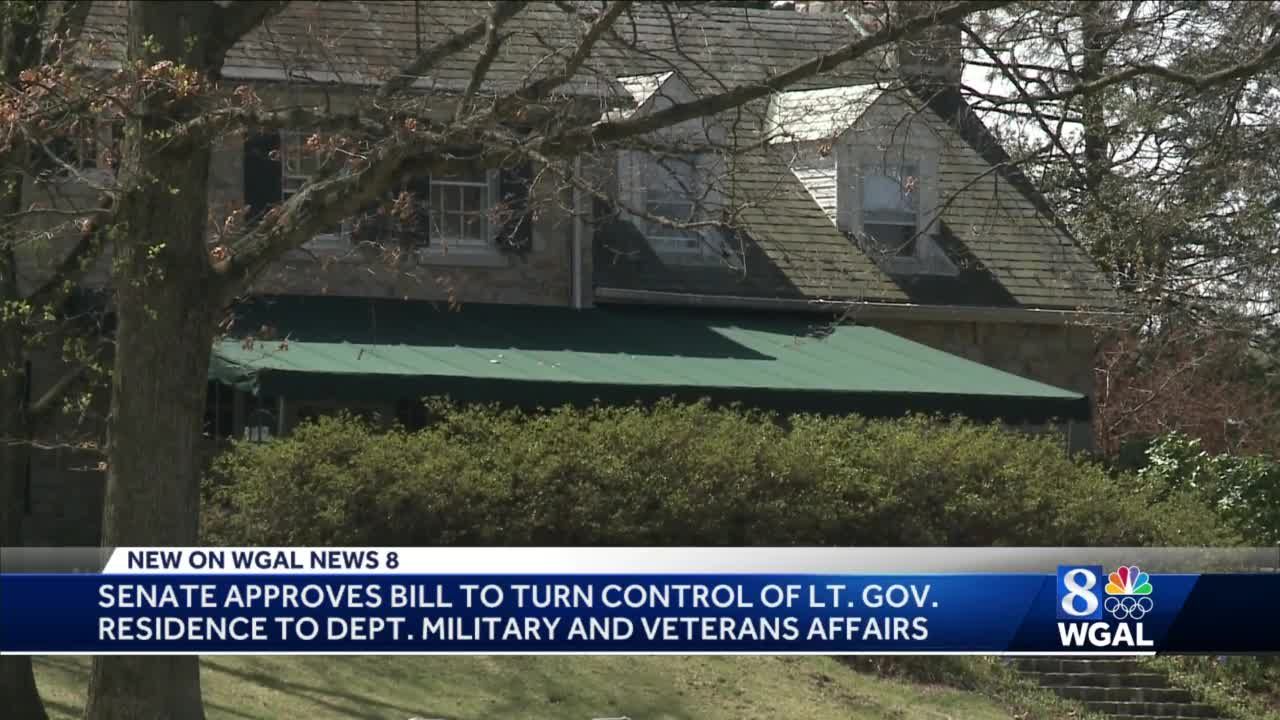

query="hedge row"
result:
[202,400,1234,546]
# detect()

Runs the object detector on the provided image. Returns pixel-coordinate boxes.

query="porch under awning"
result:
[208,296,1088,422]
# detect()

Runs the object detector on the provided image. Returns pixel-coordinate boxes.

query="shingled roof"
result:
[83,1,876,90]
[82,1,1111,311]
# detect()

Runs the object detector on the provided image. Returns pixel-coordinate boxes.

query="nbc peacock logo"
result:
[1103,565,1154,620]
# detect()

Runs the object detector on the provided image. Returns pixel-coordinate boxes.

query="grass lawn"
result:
[35,655,1025,720]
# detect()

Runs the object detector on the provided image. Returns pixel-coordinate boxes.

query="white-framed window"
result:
[63,131,99,172]
[620,151,733,263]
[280,131,347,250]
[40,119,118,182]
[835,139,955,276]
[861,157,921,258]
[428,165,500,252]
[280,131,320,199]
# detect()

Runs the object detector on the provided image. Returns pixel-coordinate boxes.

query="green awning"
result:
[209,296,1088,422]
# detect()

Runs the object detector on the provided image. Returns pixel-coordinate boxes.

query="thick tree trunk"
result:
[1,4,50,716]
[1077,1,1124,278]
[85,3,223,718]
[83,158,217,720]
[1,147,45,720]
[83,128,217,720]
[1079,1,1112,198]
[0,308,44,720]
[83,260,215,720]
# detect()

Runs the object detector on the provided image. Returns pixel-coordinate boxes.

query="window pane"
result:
[864,174,915,213]
[462,185,484,213]
[461,214,485,244]
[863,159,918,217]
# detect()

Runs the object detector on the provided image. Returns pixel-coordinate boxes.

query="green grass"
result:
[35,655,1050,720]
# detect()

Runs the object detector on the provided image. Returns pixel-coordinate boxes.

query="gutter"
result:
[593,287,1124,326]
[87,59,622,99]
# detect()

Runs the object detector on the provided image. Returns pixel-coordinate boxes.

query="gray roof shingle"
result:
[82,1,1111,310]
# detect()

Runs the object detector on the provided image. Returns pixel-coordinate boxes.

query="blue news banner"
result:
[1,554,1277,654]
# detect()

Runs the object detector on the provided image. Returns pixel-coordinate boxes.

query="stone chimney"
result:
[892,1,963,95]
[785,2,963,94]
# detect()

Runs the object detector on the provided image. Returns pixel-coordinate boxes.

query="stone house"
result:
[21,1,1114,544]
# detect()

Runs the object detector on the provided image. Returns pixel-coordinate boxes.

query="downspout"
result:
[571,156,584,309]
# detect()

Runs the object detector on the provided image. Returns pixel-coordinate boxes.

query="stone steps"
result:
[1055,685,1193,703]
[1035,671,1171,689]
[1010,657,1224,720]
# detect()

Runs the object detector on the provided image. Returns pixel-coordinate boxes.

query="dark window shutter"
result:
[243,131,282,225]
[106,122,123,174]
[495,162,533,253]
[403,173,431,248]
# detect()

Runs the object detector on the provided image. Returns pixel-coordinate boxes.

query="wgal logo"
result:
[1058,565,1156,621]
[1056,565,1156,648]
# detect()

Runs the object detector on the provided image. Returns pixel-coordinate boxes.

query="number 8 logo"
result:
[1060,568,1100,617]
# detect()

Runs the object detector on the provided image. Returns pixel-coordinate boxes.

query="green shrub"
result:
[1139,432,1280,544]
[202,400,1236,547]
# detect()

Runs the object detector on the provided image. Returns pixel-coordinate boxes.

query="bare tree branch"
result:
[962,25,1089,187]
[982,36,1280,106]
[183,104,391,140]
[220,0,1015,292]
[379,1,528,99]
[27,193,112,306]
[510,0,633,103]
[27,358,93,420]
[543,0,1012,150]
[217,132,478,293]
[455,1,523,119]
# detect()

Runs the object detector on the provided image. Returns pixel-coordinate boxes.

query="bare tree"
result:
[961,0,1280,450]
[5,2,1280,717]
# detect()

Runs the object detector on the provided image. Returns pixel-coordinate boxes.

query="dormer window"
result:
[831,140,955,276]
[862,157,920,257]
[619,150,732,264]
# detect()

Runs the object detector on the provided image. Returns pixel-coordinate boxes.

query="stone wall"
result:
[871,316,1098,452]
[872,318,1097,398]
